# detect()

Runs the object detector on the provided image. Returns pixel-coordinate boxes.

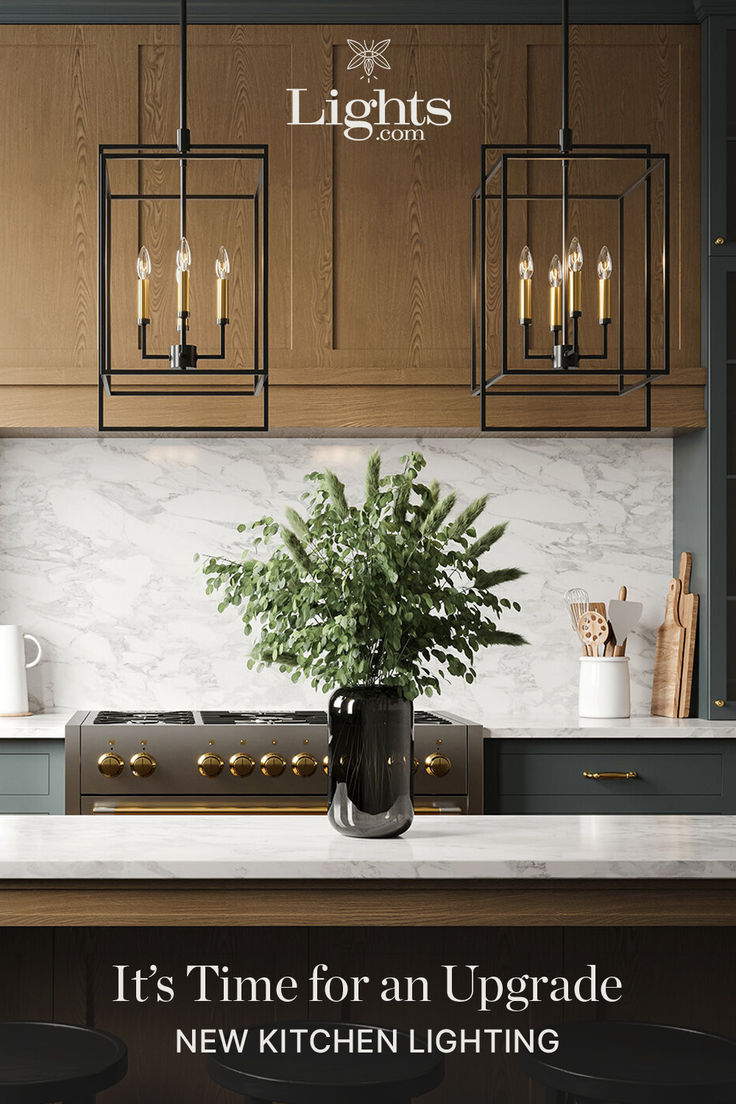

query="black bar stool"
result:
[521,1021,736,1104]
[0,1021,127,1103]
[207,1021,444,1104]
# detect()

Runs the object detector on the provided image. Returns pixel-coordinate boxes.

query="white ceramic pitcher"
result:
[0,625,42,716]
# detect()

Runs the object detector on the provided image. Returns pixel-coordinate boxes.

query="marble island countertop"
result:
[3,814,736,881]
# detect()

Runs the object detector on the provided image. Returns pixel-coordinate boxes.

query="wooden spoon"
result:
[577,609,609,657]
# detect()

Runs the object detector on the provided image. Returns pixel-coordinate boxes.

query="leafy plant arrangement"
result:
[198,451,526,700]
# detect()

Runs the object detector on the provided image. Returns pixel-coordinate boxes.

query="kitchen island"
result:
[2,813,736,926]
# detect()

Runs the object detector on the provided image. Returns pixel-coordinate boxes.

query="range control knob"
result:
[198,752,224,778]
[130,752,157,778]
[292,753,318,778]
[229,752,255,778]
[261,753,286,778]
[98,752,124,778]
[425,752,451,778]
[412,757,419,775]
[323,755,329,776]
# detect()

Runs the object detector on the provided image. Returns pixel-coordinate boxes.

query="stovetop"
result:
[93,711,195,726]
[88,709,453,726]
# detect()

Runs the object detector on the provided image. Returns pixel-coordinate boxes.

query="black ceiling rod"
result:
[559,0,572,153]
[177,0,190,241]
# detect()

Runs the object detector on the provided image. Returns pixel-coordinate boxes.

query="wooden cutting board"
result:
[676,552,699,719]
[651,577,686,718]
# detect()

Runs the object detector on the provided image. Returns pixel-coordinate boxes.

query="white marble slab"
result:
[3,814,736,880]
[0,436,672,720]
[0,710,70,740]
[485,716,736,739]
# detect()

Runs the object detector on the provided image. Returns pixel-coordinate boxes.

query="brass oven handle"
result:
[92,804,329,815]
[91,802,464,815]
[582,770,638,781]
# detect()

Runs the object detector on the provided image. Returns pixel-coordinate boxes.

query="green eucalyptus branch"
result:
[199,451,527,700]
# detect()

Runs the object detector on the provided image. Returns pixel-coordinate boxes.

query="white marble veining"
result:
[1,814,736,880]
[486,716,736,739]
[3,711,735,742]
[0,710,70,740]
[0,437,672,719]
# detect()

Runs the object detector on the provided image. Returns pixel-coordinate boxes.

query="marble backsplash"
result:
[0,437,671,721]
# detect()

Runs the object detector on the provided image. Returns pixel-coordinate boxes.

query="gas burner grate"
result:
[414,711,452,725]
[93,711,195,725]
[201,711,328,726]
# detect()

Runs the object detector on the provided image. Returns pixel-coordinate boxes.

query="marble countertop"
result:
[3,712,736,741]
[0,711,71,739]
[484,716,736,739]
[3,814,736,880]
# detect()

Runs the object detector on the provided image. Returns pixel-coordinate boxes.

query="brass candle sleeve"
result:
[598,278,611,324]
[217,277,229,324]
[177,270,190,331]
[568,269,582,316]
[519,278,532,324]
[137,278,150,325]
[549,285,561,330]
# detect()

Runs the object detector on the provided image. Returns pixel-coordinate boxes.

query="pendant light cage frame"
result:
[470,142,669,433]
[97,142,268,432]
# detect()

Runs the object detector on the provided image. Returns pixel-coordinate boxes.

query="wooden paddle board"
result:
[651,578,686,718]
[676,552,699,719]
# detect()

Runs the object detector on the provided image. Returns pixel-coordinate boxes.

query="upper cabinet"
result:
[0,22,703,432]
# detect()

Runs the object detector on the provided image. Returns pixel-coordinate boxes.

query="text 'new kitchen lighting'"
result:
[98,0,268,431]
[470,0,670,432]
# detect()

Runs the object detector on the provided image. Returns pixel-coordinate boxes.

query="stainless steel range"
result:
[65,709,482,815]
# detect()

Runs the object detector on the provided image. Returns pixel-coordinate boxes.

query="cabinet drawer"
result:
[484,739,736,815]
[0,753,50,795]
[497,753,723,797]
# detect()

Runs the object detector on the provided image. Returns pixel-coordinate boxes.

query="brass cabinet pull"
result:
[582,770,638,781]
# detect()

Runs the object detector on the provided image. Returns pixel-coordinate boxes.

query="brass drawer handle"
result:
[583,770,638,781]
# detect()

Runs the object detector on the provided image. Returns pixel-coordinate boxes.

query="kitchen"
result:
[1,0,736,1102]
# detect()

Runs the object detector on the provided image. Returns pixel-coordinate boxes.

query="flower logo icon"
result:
[346,38,391,81]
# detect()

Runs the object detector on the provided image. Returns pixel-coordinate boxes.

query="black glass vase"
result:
[327,685,414,839]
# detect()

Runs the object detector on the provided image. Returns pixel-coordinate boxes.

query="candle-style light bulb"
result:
[137,246,151,281]
[176,236,191,273]
[519,245,533,324]
[215,245,230,280]
[176,236,191,332]
[548,254,562,331]
[215,245,230,325]
[567,235,583,317]
[136,246,151,324]
[597,245,612,324]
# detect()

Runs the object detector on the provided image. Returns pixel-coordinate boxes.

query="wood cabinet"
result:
[0,23,703,431]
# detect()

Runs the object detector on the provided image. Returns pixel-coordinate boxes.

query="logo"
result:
[287,39,451,143]
[346,38,391,82]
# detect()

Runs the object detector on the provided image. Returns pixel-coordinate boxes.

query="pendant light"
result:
[470,0,670,432]
[98,0,268,431]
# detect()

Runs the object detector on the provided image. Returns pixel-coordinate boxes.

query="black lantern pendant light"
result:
[98,0,268,431]
[471,0,670,432]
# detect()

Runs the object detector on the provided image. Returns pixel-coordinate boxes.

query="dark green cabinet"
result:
[0,740,65,814]
[674,11,736,718]
[484,738,736,814]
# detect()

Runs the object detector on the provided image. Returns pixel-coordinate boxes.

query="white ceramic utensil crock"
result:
[578,656,631,719]
[0,625,42,716]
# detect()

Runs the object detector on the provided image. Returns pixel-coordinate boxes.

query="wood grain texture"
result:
[679,591,700,718]
[3,880,736,926]
[651,577,687,717]
[0,382,706,431]
[0,22,703,429]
